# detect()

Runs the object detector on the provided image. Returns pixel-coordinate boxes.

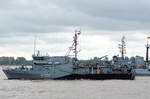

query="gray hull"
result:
[3,69,74,79]
[3,69,135,80]
[3,70,47,79]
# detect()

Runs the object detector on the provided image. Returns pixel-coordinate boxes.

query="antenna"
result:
[34,36,37,56]
[65,29,81,68]
[119,36,126,59]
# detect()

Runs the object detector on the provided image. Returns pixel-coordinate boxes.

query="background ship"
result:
[2,30,135,80]
[134,36,150,76]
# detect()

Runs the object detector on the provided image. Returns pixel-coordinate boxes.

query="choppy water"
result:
[0,69,150,99]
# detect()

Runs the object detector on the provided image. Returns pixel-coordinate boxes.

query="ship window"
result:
[33,57,44,60]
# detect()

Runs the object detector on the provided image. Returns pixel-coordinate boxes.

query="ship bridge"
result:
[32,55,71,65]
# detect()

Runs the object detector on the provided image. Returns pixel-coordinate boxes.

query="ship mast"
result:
[119,36,126,59]
[66,30,81,66]
[33,36,37,56]
[146,37,150,63]
[74,30,81,60]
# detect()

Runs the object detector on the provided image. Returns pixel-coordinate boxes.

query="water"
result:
[0,70,150,99]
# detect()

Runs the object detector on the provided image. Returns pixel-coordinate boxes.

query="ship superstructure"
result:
[3,55,74,79]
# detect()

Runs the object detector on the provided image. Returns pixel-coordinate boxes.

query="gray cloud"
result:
[0,0,150,34]
[50,0,150,31]
[0,0,149,59]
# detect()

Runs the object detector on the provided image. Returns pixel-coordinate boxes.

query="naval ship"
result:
[2,31,135,80]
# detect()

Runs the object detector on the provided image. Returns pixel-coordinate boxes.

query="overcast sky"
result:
[0,0,150,60]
